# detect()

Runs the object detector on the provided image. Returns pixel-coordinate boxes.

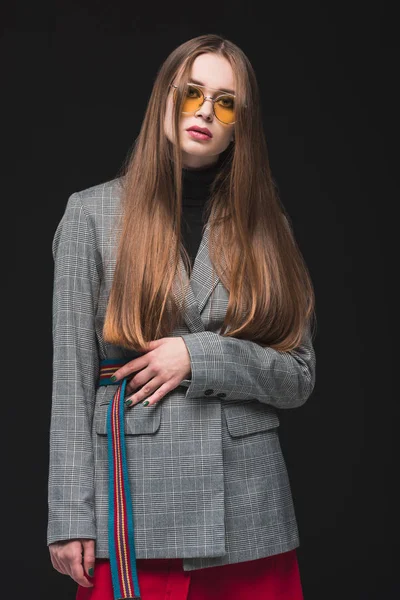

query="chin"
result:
[182,144,213,156]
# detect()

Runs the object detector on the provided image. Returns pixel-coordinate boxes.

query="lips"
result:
[186,126,212,138]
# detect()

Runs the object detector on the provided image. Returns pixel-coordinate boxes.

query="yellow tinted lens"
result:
[182,85,203,112]
[214,95,235,124]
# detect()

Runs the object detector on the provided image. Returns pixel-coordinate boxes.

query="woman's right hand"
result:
[49,538,95,588]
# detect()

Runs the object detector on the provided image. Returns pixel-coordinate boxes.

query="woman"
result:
[48,34,316,600]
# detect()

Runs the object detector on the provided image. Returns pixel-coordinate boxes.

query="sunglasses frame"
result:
[170,82,238,125]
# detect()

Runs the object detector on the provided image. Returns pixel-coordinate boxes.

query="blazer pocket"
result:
[95,395,162,436]
[223,400,280,437]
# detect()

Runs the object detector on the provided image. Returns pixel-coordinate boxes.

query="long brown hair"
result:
[103,34,316,352]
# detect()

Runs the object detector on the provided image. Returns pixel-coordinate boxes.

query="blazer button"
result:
[204,389,214,396]
[216,392,226,398]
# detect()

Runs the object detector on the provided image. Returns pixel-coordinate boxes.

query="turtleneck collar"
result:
[181,157,222,206]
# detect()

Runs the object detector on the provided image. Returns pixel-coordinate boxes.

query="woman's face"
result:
[164,53,236,169]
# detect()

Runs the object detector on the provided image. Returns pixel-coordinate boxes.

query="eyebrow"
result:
[189,78,236,95]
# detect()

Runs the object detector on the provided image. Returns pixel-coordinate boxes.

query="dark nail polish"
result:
[125,399,133,407]
[110,375,117,382]
[88,567,94,577]
[142,400,149,406]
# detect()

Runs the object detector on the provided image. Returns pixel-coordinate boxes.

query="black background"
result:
[3,2,398,599]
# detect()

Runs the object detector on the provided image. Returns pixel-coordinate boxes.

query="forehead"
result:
[184,53,236,93]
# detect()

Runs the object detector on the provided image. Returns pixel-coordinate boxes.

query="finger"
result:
[49,542,74,575]
[111,356,148,382]
[50,551,66,575]
[69,554,94,588]
[125,377,163,406]
[125,373,147,395]
[125,366,155,395]
[141,382,172,406]
[58,541,92,589]
[82,539,96,580]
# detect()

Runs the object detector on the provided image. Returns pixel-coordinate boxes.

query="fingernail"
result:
[88,567,94,577]
[110,375,117,382]
[125,399,133,407]
[142,400,149,406]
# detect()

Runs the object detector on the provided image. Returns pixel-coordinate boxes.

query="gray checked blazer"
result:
[47,176,316,572]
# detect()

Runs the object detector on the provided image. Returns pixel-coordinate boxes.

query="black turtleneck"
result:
[181,158,221,274]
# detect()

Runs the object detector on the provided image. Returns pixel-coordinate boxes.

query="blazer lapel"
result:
[172,221,225,333]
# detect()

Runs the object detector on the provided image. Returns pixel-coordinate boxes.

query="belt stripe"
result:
[100,359,141,600]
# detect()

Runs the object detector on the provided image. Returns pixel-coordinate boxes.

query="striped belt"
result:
[98,358,142,600]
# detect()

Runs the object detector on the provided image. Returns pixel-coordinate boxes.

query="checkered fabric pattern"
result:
[48,177,316,571]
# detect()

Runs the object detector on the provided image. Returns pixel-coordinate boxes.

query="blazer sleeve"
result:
[47,192,100,546]
[179,321,316,408]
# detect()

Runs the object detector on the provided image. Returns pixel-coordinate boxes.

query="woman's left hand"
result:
[110,337,191,407]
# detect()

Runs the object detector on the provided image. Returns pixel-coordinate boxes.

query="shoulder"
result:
[71,176,125,219]
[53,176,125,257]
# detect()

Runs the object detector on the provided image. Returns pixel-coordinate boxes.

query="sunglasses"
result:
[170,82,237,125]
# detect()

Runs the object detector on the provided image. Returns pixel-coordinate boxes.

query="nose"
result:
[195,95,214,121]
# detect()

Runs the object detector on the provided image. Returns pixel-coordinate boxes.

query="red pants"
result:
[76,549,303,600]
